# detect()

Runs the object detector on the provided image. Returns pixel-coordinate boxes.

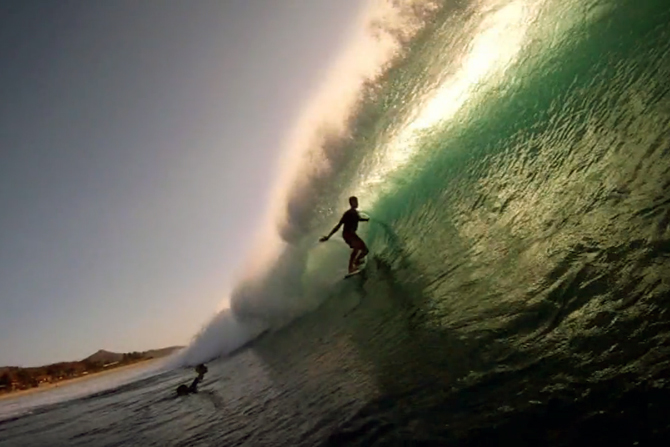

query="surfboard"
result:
[344,257,367,279]
[344,269,363,279]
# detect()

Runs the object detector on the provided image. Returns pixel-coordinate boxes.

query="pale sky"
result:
[0,0,365,367]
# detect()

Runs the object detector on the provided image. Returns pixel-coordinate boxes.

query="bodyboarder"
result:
[176,363,208,396]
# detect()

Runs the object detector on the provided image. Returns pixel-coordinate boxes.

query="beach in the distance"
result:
[0,359,161,403]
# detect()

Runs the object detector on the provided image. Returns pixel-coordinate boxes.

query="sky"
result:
[0,0,365,367]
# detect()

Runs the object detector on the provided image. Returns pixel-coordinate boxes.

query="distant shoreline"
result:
[0,359,160,402]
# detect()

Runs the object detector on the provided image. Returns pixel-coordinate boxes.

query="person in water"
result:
[319,196,370,273]
[176,363,208,396]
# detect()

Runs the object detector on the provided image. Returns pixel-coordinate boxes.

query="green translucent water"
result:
[340,0,670,351]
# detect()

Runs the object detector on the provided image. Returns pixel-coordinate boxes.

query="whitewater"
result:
[2,0,670,445]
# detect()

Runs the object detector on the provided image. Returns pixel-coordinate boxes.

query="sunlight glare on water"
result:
[364,0,542,198]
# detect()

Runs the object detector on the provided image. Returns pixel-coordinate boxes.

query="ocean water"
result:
[2,0,670,445]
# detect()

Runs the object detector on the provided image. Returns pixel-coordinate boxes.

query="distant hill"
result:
[83,346,183,364]
[141,346,183,359]
[83,349,124,364]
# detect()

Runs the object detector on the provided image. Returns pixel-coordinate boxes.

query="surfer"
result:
[176,363,208,396]
[319,196,370,274]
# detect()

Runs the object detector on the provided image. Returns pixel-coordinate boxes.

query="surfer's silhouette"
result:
[176,363,208,396]
[319,196,370,274]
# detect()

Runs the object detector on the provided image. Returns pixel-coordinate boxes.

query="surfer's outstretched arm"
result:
[320,220,342,242]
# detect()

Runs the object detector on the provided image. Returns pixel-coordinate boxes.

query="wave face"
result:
[180,0,670,369]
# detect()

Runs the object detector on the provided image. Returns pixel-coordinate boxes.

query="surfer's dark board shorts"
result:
[343,231,365,249]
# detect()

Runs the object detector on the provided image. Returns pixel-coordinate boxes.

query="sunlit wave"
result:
[364,0,542,197]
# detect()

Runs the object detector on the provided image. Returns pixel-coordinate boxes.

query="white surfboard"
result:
[344,256,368,279]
